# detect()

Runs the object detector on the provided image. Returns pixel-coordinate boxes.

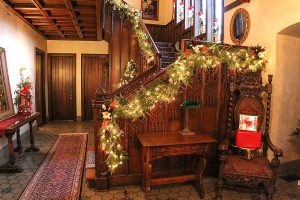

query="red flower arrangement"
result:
[14,68,32,113]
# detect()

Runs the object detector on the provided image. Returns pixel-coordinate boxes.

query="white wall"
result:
[47,40,109,119]
[224,0,300,162]
[0,2,47,149]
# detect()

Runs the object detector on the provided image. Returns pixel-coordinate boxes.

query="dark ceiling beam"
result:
[63,0,85,40]
[0,0,47,39]
[29,0,65,38]
[224,0,250,12]
[23,14,44,19]
[14,3,39,10]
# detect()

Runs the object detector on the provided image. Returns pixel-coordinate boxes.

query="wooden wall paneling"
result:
[109,11,121,91]
[120,20,130,76]
[129,25,140,74]
[82,54,107,120]
[48,54,76,121]
[35,48,46,125]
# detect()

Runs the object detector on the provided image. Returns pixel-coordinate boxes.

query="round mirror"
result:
[230,8,250,45]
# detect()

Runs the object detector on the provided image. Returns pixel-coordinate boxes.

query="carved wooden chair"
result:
[216,72,283,200]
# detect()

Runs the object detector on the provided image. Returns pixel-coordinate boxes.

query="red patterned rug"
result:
[19,133,88,200]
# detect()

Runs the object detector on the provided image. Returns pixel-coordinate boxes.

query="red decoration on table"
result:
[236,129,262,149]
[0,112,31,138]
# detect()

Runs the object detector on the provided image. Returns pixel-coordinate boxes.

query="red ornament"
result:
[101,120,109,129]
[200,45,208,53]
[198,11,203,16]
[184,49,191,57]
[109,99,118,110]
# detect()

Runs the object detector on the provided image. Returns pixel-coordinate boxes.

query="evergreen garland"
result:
[98,41,269,173]
[118,60,138,88]
[106,0,155,65]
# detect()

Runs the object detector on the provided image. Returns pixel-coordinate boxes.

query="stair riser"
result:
[155,42,173,48]
[157,46,175,52]
[161,52,177,57]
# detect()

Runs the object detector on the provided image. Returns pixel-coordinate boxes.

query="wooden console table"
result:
[0,112,40,173]
[137,132,216,199]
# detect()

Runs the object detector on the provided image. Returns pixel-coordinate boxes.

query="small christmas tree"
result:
[118,60,138,88]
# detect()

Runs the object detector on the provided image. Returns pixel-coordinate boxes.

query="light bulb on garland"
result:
[97,20,269,173]
[118,60,138,88]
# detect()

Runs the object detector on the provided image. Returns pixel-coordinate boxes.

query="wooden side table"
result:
[0,112,40,173]
[137,132,216,199]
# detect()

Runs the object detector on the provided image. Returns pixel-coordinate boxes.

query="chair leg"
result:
[264,182,275,200]
[216,177,223,200]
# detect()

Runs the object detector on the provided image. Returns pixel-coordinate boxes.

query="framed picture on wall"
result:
[141,0,159,21]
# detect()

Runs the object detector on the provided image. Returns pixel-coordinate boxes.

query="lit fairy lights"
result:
[106,0,155,64]
[99,2,269,174]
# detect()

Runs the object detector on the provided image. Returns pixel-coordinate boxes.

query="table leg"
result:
[14,129,23,152]
[196,155,206,199]
[0,134,23,173]
[7,134,15,166]
[144,147,152,199]
[25,121,39,152]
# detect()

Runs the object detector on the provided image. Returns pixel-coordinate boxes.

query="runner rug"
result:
[19,133,88,200]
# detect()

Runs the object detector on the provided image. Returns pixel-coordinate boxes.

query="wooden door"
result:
[82,54,108,121]
[48,54,76,121]
[35,48,46,125]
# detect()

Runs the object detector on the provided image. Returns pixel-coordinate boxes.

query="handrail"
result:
[94,66,170,104]
[95,0,165,101]
[140,21,162,68]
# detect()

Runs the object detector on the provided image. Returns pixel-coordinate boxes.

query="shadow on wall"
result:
[271,22,300,163]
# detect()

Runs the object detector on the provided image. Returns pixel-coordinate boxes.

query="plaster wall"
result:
[47,40,109,119]
[273,34,300,162]
[124,0,173,25]
[224,0,300,162]
[0,2,47,149]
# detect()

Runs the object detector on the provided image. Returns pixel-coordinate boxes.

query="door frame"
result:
[81,54,108,121]
[35,48,46,125]
[47,53,76,121]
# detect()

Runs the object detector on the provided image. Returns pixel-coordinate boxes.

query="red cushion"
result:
[236,130,262,149]
[224,155,272,179]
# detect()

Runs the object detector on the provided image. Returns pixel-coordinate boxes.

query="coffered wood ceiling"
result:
[1,0,102,40]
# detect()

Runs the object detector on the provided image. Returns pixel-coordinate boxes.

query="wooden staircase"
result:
[155,42,178,68]
[88,1,229,190]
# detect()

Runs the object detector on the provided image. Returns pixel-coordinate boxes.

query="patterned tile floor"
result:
[0,121,300,200]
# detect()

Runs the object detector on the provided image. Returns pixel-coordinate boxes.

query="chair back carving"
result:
[228,70,272,155]
[233,70,264,130]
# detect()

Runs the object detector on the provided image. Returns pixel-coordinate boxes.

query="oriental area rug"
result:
[19,133,88,200]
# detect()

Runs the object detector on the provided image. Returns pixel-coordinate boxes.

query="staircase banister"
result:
[93,67,168,104]
[94,66,157,100]
[140,21,161,57]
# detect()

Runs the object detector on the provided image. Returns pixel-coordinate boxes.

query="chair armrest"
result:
[219,138,230,152]
[266,134,283,158]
